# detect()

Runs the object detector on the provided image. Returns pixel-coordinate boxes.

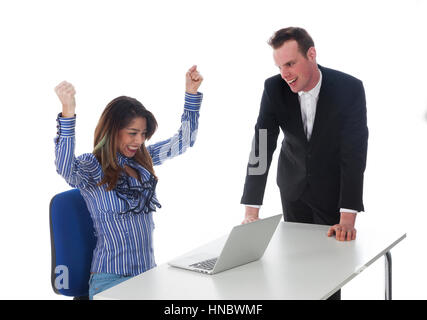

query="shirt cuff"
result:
[243,204,262,209]
[340,208,358,214]
[184,92,203,111]
[56,113,76,137]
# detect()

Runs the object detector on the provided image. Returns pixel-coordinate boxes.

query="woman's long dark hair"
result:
[93,96,158,190]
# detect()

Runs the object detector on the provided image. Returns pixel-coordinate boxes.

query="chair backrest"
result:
[49,189,96,298]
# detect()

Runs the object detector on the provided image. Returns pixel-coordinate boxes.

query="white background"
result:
[0,0,425,299]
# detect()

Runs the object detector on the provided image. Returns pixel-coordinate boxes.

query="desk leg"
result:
[385,251,392,300]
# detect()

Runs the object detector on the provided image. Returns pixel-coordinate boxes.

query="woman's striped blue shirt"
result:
[54,92,202,276]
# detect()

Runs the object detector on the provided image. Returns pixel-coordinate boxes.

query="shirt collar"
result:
[117,152,132,168]
[298,69,322,98]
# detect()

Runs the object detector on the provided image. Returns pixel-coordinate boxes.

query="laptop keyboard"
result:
[190,257,218,271]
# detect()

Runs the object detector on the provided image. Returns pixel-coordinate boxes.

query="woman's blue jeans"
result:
[89,273,134,300]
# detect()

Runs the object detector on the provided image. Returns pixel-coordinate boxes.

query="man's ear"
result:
[307,46,316,61]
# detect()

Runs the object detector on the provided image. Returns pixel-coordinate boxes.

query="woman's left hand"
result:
[186,65,203,94]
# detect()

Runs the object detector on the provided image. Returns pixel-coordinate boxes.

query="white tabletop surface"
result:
[95,221,406,300]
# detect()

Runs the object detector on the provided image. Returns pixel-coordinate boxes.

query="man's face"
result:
[273,40,318,93]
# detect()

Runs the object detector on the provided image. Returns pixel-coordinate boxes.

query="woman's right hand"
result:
[55,81,76,118]
[185,65,203,94]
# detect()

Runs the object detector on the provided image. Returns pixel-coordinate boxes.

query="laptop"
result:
[168,214,282,274]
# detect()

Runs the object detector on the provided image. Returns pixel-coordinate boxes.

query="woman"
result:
[54,65,203,299]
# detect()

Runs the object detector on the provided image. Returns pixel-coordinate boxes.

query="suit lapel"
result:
[276,77,307,142]
[286,89,308,143]
[308,66,334,147]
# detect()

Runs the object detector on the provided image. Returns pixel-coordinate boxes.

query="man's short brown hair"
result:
[268,27,315,57]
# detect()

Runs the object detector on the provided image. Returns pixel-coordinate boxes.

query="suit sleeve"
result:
[339,80,368,211]
[241,80,280,205]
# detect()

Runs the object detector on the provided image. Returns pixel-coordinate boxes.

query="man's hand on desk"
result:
[242,206,260,224]
[243,206,357,241]
[327,212,357,241]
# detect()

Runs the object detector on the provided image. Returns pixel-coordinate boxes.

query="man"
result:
[241,27,368,298]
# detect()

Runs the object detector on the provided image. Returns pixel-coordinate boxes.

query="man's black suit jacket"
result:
[241,65,368,219]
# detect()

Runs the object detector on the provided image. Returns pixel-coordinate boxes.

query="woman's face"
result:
[117,116,147,158]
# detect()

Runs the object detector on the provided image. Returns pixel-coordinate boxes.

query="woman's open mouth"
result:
[127,146,139,154]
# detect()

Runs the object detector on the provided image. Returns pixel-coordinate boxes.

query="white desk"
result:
[95,221,406,300]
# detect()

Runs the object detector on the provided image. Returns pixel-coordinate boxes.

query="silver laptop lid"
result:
[211,214,282,274]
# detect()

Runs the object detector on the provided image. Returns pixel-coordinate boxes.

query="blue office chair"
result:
[49,189,96,300]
